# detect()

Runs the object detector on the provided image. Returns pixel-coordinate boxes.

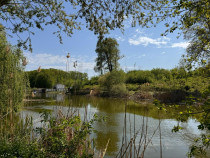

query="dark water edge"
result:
[22,93,208,158]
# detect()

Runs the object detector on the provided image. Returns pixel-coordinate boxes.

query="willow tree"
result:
[0,27,27,113]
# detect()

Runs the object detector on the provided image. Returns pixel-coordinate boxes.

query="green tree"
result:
[95,38,122,73]
[126,70,153,84]
[99,70,125,89]
[27,68,88,88]
[151,68,172,81]
[0,0,129,51]
[1,0,209,66]
[35,73,53,88]
[131,0,210,66]
[0,27,27,112]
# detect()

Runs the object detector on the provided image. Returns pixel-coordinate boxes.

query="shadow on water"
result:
[23,93,207,158]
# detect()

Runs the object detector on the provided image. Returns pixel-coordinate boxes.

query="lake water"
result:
[22,93,206,158]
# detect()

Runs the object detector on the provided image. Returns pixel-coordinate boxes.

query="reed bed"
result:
[0,107,108,158]
[0,102,164,158]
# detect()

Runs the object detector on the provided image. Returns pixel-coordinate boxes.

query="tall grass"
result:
[0,107,107,158]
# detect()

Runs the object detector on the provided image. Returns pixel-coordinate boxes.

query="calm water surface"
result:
[22,93,205,158]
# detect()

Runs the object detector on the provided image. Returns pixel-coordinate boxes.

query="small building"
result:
[54,84,65,91]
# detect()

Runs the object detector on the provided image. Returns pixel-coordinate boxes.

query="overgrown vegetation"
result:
[26,65,209,101]
[0,0,209,157]
[154,85,210,158]
[0,110,100,158]
[0,26,28,113]
[84,65,209,101]
[27,68,88,89]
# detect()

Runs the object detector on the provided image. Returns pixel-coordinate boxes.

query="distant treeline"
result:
[88,65,209,85]
[26,68,88,88]
[125,66,209,84]
[26,65,209,89]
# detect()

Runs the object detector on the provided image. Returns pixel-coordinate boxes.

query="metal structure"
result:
[73,60,77,69]
[66,53,70,72]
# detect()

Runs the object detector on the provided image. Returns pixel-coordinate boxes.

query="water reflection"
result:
[23,93,205,158]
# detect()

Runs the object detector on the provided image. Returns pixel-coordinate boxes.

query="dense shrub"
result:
[170,67,187,79]
[0,137,43,158]
[151,68,172,81]
[85,76,99,85]
[126,70,153,84]
[99,70,126,90]
[110,84,128,97]
[126,84,140,91]
[0,112,98,158]
[27,69,88,88]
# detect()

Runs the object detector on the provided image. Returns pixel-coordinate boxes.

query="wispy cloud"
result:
[128,36,170,48]
[115,35,125,42]
[161,52,166,55]
[135,28,144,34]
[24,52,95,73]
[171,42,189,49]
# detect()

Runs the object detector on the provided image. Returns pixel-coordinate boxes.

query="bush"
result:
[151,68,172,81]
[126,70,153,84]
[110,84,128,97]
[0,111,98,158]
[99,70,126,90]
[85,76,99,85]
[0,137,43,158]
[126,84,140,91]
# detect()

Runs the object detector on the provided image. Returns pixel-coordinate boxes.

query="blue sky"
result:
[7,18,189,78]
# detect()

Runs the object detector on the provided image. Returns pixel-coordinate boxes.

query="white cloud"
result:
[115,35,125,42]
[128,36,170,48]
[24,52,95,73]
[161,52,166,55]
[171,42,189,49]
[135,28,143,34]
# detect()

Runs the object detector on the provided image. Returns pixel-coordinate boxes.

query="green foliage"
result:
[0,137,44,158]
[126,84,139,91]
[27,68,88,88]
[188,134,210,158]
[171,125,183,133]
[99,70,126,90]
[126,70,153,84]
[95,38,122,73]
[0,111,99,158]
[131,0,210,66]
[0,0,133,51]
[85,76,99,85]
[36,111,96,157]
[0,28,27,112]
[153,85,210,158]
[35,73,53,88]
[151,68,172,81]
[171,67,187,79]
[110,84,128,97]
[1,0,209,67]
